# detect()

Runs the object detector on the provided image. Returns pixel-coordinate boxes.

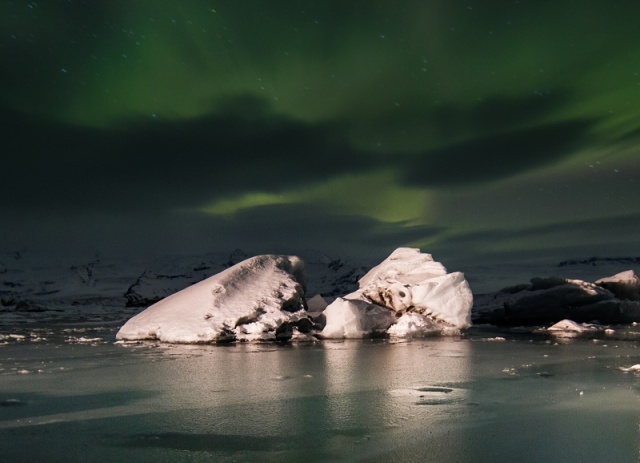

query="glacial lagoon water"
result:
[2,328,640,462]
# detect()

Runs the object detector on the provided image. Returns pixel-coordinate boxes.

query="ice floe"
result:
[545,319,602,337]
[618,364,640,373]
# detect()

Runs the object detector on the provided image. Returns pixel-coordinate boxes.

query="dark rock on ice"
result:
[223,248,249,268]
[558,256,640,267]
[124,271,201,307]
[14,300,47,313]
[473,270,640,326]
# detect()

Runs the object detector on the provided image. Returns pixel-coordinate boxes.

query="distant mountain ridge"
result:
[0,248,373,326]
[558,256,640,267]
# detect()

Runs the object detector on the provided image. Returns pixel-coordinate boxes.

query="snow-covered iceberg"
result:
[320,248,473,338]
[115,248,472,343]
[116,255,311,343]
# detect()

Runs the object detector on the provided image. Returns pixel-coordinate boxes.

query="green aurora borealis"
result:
[2,0,640,265]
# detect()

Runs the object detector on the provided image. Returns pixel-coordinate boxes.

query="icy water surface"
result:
[2,328,640,462]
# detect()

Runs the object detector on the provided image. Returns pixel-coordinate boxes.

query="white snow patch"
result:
[320,298,397,339]
[547,319,586,332]
[597,270,639,285]
[65,337,104,344]
[388,312,442,337]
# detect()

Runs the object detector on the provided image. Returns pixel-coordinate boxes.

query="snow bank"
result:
[116,255,309,343]
[321,248,473,338]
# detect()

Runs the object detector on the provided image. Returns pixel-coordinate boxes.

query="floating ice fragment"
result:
[389,385,464,406]
[416,386,454,393]
[1,399,26,407]
[66,336,104,344]
[546,319,601,337]
[618,364,640,373]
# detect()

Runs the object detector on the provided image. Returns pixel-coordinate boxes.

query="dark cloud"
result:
[197,203,445,256]
[433,213,640,264]
[0,202,446,262]
[453,92,572,136]
[416,92,573,143]
[0,88,599,217]
[612,125,640,146]
[398,118,594,187]
[429,212,640,293]
[0,100,371,214]
[362,90,594,187]
[4,88,594,209]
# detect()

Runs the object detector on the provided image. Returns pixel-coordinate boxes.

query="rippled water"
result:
[2,329,640,462]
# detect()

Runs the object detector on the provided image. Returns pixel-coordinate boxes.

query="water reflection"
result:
[460,337,640,463]
[2,338,640,461]
[316,339,471,460]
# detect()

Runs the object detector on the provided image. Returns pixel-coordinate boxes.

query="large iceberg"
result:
[320,248,473,338]
[116,255,311,343]
[115,248,473,343]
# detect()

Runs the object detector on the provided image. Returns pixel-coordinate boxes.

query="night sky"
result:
[2,0,640,268]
